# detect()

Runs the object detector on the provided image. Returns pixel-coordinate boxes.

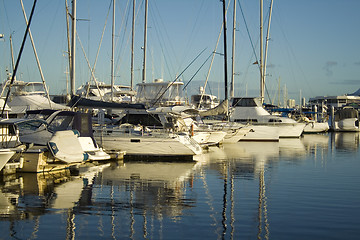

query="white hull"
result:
[192,131,227,146]
[201,121,251,143]
[95,131,202,161]
[0,149,16,171]
[333,118,360,132]
[303,122,329,133]
[78,137,111,161]
[277,123,306,138]
[240,125,279,142]
[222,126,252,143]
[230,98,305,138]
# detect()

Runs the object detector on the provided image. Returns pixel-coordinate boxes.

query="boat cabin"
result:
[135,79,185,107]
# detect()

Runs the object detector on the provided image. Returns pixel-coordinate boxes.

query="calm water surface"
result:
[1,132,359,239]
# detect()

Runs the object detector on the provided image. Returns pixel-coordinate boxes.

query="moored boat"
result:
[230,97,305,138]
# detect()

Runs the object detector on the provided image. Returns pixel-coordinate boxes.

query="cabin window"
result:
[231,98,259,107]
[48,116,74,132]
[17,121,45,131]
[234,119,258,123]
[269,119,282,123]
[8,125,16,136]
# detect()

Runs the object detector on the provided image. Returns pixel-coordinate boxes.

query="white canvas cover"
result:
[48,130,88,163]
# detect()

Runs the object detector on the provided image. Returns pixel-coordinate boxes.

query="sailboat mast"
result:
[230,0,236,98]
[111,0,115,101]
[142,0,148,83]
[9,35,15,71]
[70,0,76,96]
[260,0,264,103]
[131,0,136,91]
[222,0,228,102]
[263,0,273,104]
[65,0,71,98]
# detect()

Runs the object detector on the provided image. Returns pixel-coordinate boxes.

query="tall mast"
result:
[260,0,264,103]
[263,0,273,104]
[231,0,236,98]
[131,0,136,91]
[111,0,115,101]
[142,0,148,83]
[222,0,228,102]
[65,0,71,97]
[70,0,76,96]
[9,35,15,71]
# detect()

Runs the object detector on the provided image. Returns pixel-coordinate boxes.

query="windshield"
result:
[47,115,74,132]
[7,82,45,95]
[17,120,46,131]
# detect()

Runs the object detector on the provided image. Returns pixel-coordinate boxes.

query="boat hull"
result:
[240,125,279,142]
[333,118,360,132]
[0,149,16,171]
[95,133,202,161]
[303,122,329,133]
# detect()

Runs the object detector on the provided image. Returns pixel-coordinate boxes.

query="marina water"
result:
[1,132,359,239]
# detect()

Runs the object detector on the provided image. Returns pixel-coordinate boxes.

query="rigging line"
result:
[201,0,230,100]
[149,8,173,82]
[184,0,205,63]
[88,0,112,88]
[273,10,313,97]
[151,2,178,71]
[115,0,133,75]
[114,0,131,75]
[151,47,207,107]
[1,0,37,116]
[265,82,272,104]
[76,31,104,101]
[183,52,213,90]
[20,0,52,108]
[237,0,260,70]
[149,3,174,79]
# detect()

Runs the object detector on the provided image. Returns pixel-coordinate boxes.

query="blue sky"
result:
[1,0,360,105]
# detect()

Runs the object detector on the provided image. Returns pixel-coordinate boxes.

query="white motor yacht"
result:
[1,79,67,118]
[230,97,305,138]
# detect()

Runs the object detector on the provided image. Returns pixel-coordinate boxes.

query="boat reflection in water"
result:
[331,132,360,151]
[0,163,108,217]
[1,133,359,239]
[97,161,199,218]
[201,138,308,239]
